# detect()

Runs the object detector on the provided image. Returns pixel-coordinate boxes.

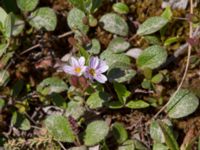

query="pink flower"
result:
[63,57,86,76]
[85,57,109,83]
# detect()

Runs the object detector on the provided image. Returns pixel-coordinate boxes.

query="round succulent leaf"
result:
[84,120,109,146]
[161,6,172,21]
[86,39,101,54]
[86,91,110,109]
[112,122,128,144]
[126,48,142,59]
[100,50,131,67]
[107,101,124,109]
[45,115,75,142]
[158,121,179,150]
[11,14,25,36]
[99,13,128,36]
[150,121,165,143]
[107,62,136,83]
[166,89,199,118]
[118,140,135,150]
[0,70,10,87]
[0,43,8,57]
[16,0,39,12]
[0,7,7,25]
[126,100,150,109]
[137,17,168,36]
[65,101,85,119]
[137,45,167,69]
[133,139,148,150]
[11,112,31,131]
[0,99,5,109]
[29,7,57,31]
[108,37,130,53]
[4,13,12,38]
[112,2,129,14]
[143,35,161,45]
[67,8,89,34]
[36,77,68,95]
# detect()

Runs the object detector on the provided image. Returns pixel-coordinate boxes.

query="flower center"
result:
[89,68,96,76]
[74,67,81,73]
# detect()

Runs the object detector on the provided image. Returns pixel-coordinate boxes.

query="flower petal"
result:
[84,67,93,80]
[70,57,79,67]
[63,65,75,75]
[90,57,99,69]
[94,74,107,83]
[78,66,87,76]
[78,57,85,66]
[96,60,109,73]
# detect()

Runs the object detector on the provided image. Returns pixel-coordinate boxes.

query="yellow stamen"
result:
[89,68,96,76]
[74,67,81,73]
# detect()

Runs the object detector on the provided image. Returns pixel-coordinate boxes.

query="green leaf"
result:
[65,101,85,119]
[153,143,168,150]
[141,79,152,90]
[90,0,102,13]
[86,39,100,54]
[133,139,147,150]
[36,77,68,95]
[137,17,168,36]
[144,35,161,45]
[112,122,128,144]
[67,8,89,34]
[100,50,131,67]
[11,14,25,36]
[45,115,75,142]
[150,121,165,143]
[0,7,7,25]
[112,2,129,14]
[151,73,164,84]
[107,62,136,83]
[86,91,110,109]
[158,121,179,150]
[118,140,135,150]
[16,0,39,12]
[107,101,124,109]
[69,0,85,11]
[137,45,167,69]
[29,7,57,31]
[0,43,9,57]
[126,100,149,109]
[11,112,31,131]
[0,99,5,110]
[107,37,130,53]
[84,120,109,146]
[100,13,129,36]
[88,14,97,27]
[164,37,179,46]
[0,70,10,87]
[114,82,131,104]
[51,93,67,109]
[166,89,199,118]
[161,6,172,21]
[4,13,12,38]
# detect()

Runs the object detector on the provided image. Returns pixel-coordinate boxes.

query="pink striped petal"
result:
[96,61,108,73]
[90,57,99,69]
[78,56,85,66]
[70,57,79,67]
[63,65,75,75]
[94,74,107,83]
